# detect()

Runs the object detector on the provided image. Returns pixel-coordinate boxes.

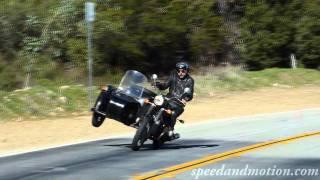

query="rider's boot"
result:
[130,117,141,128]
[168,129,180,140]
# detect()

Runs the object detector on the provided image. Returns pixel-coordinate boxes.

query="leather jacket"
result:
[156,71,194,101]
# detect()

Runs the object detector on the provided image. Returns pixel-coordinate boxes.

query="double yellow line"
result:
[134,131,320,180]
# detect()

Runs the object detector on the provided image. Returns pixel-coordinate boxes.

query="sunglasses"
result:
[177,69,187,73]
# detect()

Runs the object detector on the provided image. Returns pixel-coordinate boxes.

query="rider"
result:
[155,61,194,139]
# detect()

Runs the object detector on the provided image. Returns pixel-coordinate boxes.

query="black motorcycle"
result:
[91,70,191,151]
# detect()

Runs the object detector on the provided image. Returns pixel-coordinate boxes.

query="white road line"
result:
[181,107,320,128]
[0,133,133,158]
[0,108,319,158]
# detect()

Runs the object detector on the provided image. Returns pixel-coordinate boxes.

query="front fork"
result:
[135,102,155,124]
[136,103,173,139]
[140,104,164,125]
[149,107,171,140]
[153,108,165,125]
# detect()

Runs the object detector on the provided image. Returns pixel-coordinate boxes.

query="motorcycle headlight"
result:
[154,95,164,106]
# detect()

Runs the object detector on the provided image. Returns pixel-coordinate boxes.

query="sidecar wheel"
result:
[92,113,105,127]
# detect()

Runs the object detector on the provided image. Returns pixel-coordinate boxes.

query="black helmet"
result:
[175,62,189,72]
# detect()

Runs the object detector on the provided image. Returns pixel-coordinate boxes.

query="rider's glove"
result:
[181,99,187,105]
[155,81,161,88]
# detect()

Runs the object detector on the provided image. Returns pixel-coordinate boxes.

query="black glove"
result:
[152,81,161,87]
[155,81,161,88]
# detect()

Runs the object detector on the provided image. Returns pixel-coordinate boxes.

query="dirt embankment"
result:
[0,86,319,155]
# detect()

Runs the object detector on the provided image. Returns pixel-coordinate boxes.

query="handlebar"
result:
[165,96,186,106]
[150,80,187,106]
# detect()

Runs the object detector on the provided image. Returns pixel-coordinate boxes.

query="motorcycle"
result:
[91,70,191,151]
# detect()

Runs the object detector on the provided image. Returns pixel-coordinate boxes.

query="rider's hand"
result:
[154,81,161,88]
[151,81,157,87]
[181,99,187,105]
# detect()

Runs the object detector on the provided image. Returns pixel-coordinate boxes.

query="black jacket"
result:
[157,71,194,101]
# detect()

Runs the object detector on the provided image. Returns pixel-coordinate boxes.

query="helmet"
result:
[175,62,189,72]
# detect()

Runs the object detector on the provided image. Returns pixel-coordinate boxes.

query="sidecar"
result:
[91,70,156,127]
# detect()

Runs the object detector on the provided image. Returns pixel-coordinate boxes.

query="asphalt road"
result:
[0,109,319,180]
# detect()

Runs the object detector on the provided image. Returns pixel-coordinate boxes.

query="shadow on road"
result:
[103,139,219,150]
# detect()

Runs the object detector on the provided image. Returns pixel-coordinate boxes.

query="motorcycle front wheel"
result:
[131,118,149,151]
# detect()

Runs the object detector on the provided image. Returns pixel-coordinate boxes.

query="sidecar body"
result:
[94,70,156,127]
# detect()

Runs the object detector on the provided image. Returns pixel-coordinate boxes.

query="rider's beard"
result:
[178,74,186,79]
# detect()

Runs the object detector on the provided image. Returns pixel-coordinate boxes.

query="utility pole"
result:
[85,2,95,108]
[290,53,297,69]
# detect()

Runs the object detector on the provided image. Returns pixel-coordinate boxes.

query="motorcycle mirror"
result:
[184,87,191,94]
[178,119,185,124]
[151,74,158,80]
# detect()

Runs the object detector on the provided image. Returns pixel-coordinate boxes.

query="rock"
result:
[49,112,57,116]
[59,85,70,90]
[80,111,90,115]
[14,87,31,92]
[272,83,292,88]
[71,112,79,116]
[46,90,55,95]
[279,84,292,88]
[55,107,65,112]
[58,96,67,103]
[15,117,24,122]
[3,96,11,102]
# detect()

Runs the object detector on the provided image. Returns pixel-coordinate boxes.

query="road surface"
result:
[0,109,319,180]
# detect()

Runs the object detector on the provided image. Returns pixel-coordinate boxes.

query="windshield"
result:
[117,70,150,99]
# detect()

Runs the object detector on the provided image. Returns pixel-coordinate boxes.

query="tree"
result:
[239,0,304,70]
[295,1,320,68]
[104,0,225,73]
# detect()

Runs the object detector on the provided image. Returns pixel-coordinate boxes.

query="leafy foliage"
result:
[295,1,320,69]
[0,0,319,90]
[239,0,320,70]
